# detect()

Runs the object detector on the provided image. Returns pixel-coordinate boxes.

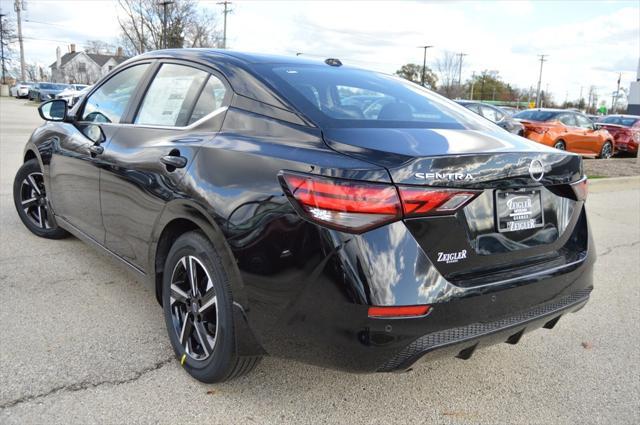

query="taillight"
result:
[398,187,479,217]
[571,177,588,201]
[279,172,402,233]
[529,126,548,134]
[280,171,480,233]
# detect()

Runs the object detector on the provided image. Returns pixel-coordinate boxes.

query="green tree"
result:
[395,63,437,89]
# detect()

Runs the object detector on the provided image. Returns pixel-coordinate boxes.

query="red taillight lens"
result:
[280,172,402,233]
[529,126,548,134]
[280,172,480,233]
[571,177,588,201]
[398,187,480,217]
[368,305,431,318]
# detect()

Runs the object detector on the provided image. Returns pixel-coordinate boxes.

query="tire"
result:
[162,231,261,383]
[13,159,68,239]
[598,141,613,159]
[553,140,566,150]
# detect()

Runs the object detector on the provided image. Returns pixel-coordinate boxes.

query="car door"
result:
[575,114,601,154]
[48,63,151,242]
[555,113,581,151]
[96,61,231,271]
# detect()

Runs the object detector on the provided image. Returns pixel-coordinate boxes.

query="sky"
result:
[0,0,638,104]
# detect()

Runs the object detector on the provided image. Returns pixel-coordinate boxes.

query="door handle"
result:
[89,145,104,155]
[160,155,188,169]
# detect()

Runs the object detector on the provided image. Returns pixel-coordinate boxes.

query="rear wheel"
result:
[13,159,68,239]
[598,141,613,159]
[162,231,261,382]
[553,140,566,150]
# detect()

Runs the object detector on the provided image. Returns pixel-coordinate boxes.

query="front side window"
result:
[575,114,593,129]
[82,63,149,123]
[557,114,577,127]
[480,105,504,123]
[135,64,209,127]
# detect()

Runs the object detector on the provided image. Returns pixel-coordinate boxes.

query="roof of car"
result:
[137,48,337,67]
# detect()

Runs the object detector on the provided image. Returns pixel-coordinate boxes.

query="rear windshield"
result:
[600,116,639,127]
[512,110,560,122]
[257,64,495,130]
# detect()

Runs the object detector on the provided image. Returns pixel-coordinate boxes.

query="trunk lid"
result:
[323,127,586,286]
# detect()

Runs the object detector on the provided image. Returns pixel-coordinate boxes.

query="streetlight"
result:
[418,45,433,87]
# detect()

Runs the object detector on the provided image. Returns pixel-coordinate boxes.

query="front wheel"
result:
[598,141,613,159]
[553,140,566,150]
[13,159,68,239]
[162,231,261,383]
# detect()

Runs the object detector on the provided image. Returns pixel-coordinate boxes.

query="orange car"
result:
[513,109,614,158]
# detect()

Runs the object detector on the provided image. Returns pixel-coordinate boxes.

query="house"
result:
[50,44,129,84]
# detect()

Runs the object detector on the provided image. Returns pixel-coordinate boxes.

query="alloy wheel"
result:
[20,172,51,230]
[601,143,612,159]
[554,142,565,150]
[169,255,219,361]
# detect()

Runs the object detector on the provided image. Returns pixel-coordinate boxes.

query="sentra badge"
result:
[414,172,474,181]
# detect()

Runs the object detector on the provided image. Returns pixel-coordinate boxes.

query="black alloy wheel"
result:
[169,255,219,361]
[162,231,261,382]
[599,142,613,159]
[13,159,68,239]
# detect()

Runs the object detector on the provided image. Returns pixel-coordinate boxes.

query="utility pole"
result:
[14,0,25,81]
[535,54,547,108]
[0,13,5,85]
[418,45,433,88]
[456,52,467,86]
[217,1,233,49]
[158,1,174,49]
[611,73,621,112]
[469,71,476,100]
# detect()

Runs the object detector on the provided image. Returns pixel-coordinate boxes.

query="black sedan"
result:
[456,100,524,135]
[14,50,594,383]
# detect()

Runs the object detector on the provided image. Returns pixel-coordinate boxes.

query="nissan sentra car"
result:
[14,49,594,383]
[514,108,614,158]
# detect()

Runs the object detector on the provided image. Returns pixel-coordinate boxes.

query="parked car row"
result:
[10,81,90,106]
[456,99,638,158]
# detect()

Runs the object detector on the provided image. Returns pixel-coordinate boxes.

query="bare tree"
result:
[435,51,463,98]
[84,40,116,55]
[117,0,222,55]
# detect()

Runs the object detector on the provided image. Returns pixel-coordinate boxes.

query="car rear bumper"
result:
[378,287,591,371]
[241,217,595,373]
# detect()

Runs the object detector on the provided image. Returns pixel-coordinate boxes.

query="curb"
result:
[588,175,640,193]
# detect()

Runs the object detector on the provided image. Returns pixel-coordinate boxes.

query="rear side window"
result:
[136,64,209,127]
[187,75,228,125]
[82,64,149,123]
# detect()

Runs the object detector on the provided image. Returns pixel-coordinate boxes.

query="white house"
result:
[50,44,129,84]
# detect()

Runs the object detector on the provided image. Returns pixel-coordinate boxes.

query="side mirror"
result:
[82,124,105,144]
[38,99,68,122]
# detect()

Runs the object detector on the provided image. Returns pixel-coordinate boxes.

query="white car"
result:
[55,84,90,106]
[10,82,34,98]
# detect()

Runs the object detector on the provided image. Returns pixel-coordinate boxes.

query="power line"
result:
[217,1,232,49]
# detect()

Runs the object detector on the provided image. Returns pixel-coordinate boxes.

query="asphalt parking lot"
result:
[0,97,638,425]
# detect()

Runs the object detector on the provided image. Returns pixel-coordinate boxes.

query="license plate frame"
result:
[495,189,544,233]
